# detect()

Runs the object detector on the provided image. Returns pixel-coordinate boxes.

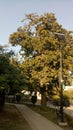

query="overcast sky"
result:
[0,0,73,46]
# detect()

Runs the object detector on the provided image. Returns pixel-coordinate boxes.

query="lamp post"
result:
[54,31,73,122]
[59,44,64,122]
[54,32,65,122]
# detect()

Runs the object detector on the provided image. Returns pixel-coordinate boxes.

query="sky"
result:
[0,0,73,46]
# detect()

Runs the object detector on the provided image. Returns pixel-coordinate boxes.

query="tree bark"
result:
[41,92,47,107]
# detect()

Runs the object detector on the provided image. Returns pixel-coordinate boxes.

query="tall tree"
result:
[9,13,73,106]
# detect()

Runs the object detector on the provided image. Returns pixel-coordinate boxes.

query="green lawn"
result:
[0,104,32,130]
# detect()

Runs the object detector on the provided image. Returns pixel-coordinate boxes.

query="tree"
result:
[9,13,73,106]
[0,46,12,108]
[0,46,26,108]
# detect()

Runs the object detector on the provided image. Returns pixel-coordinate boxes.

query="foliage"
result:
[0,46,28,108]
[9,13,73,105]
[64,90,73,99]
[53,95,70,107]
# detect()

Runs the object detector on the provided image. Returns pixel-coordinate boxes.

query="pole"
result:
[54,32,64,122]
[59,44,64,122]
[54,31,73,122]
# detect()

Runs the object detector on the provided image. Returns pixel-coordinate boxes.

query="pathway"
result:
[15,104,63,130]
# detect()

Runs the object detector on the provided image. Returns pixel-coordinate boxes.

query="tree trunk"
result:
[41,92,47,107]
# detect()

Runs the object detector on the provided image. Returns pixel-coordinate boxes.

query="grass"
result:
[25,103,73,130]
[0,104,32,130]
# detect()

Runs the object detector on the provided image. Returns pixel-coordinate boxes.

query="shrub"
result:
[16,93,21,103]
[31,95,37,105]
[53,95,70,107]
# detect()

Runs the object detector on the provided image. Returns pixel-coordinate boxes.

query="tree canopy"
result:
[0,46,26,95]
[9,13,73,105]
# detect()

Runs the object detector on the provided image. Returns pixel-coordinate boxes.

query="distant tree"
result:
[0,46,26,108]
[0,46,11,108]
[9,13,73,106]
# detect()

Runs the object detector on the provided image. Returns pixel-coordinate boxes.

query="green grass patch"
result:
[0,104,32,130]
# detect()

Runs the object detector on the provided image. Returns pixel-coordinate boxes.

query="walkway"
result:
[64,105,73,117]
[15,104,63,130]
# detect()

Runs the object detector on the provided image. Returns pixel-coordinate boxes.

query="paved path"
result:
[64,105,73,117]
[15,104,63,130]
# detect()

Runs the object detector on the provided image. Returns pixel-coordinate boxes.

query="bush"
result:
[53,95,70,107]
[16,93,21,103]
[31,95,37,105]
